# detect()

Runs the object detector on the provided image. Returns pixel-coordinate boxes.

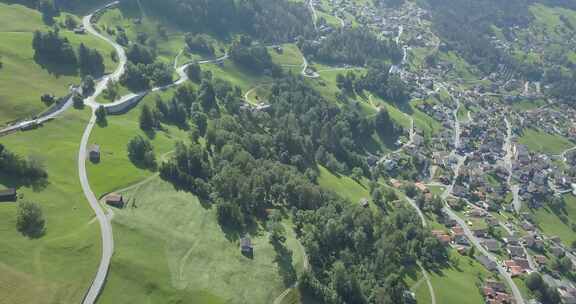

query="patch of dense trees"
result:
[299,27,402,66]
[424,0,532,74]
[127,135,157,170]
[296,204,447,303]
[185,34,214,55]
[229,37,280,75]
[139,0,314,42]
[0,144,47,186]
[78,43,105,77]
[155,73,447,303]
[16,201,46,238]
[32,29,77,65]
[120,43,173,91]
[525,273,562,304]
[547,69,576,104]
[32,30,105,77]
[121,62,173,91]
[158,75,398,199]
[337,62,410,104]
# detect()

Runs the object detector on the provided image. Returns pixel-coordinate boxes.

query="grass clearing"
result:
[317,165,370,204]
[427,250,490,304]
[532,195,576,246]
[269,43,304,66]
[518,128,573,155]
[0,108,100,304]
[98,177,304,304]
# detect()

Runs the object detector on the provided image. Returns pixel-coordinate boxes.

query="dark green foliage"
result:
[295,203,447,304]
[300,27,402,66]
[525,272,562,304]
[82,75,95,96]
[16,201,46,238]
[127,43,155,65]
[64,15,77,29]
[185,34,214,55]
[229,40,281,75]
[73,93,84,109]
[358,62,410,104]
[424,0,531,74]
[32,30,77,66]
[95,105,107,125]
[155,73,447,303]
[38,0,58,24]
[199,80,217,111]
[0,144,48,186]
[121,62,173,91]
[41,93,55,105]
[140,0,313,42]
[78,43,105,77]
[139,104,160,131]
[186,62,202,83]
[127,135,156,170]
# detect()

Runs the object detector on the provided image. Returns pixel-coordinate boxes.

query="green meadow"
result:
[0,108,100,304]
[98,177,305,304]
[518,128,573,155]
[0,2,115,126]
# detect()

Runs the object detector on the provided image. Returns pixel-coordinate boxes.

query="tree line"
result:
[139,0,314,42]
[299,27,402,66]
[32,29,106,77]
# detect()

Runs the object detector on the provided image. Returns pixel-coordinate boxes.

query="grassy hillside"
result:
[427,250,491,304]
[532,195,576,246]
[0,108,100,304]
[317,165,370,204]
[87,89,189,197]
[98,177,305,304]
[0,2,116,126]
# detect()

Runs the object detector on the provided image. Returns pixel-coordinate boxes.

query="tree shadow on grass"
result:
[34,54,78,78]
[0,173,49,193]
[272,238,297,286]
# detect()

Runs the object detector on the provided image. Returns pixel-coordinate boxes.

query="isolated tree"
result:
[139,104,159,131]
[73,93,84,109]
[78,43,105,77]
[199,80,217,110]
[127,135,156,169]
[103,81,120,101]
[39,0,58,25]
[82,75,95,95]
[95,105,107,125]
[64,15,77,30]
[16,201,46,238]
[186,62,202,83]
[351,167,363,181]
[41,94,55,105]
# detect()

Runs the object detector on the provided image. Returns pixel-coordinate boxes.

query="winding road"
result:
[78,2,229,303]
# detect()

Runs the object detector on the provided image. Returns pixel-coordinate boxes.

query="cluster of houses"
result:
[520,105,576,143]
[510,142,574,207]
[482,279,514,304]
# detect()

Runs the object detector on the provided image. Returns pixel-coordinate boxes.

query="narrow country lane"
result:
[79,111,114,304]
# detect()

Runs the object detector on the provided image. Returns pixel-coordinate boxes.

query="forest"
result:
[300,27,402,66]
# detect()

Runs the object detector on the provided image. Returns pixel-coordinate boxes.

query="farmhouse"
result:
[89,145,100,163]
[105,193,124,208]
[0,188,17,202]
